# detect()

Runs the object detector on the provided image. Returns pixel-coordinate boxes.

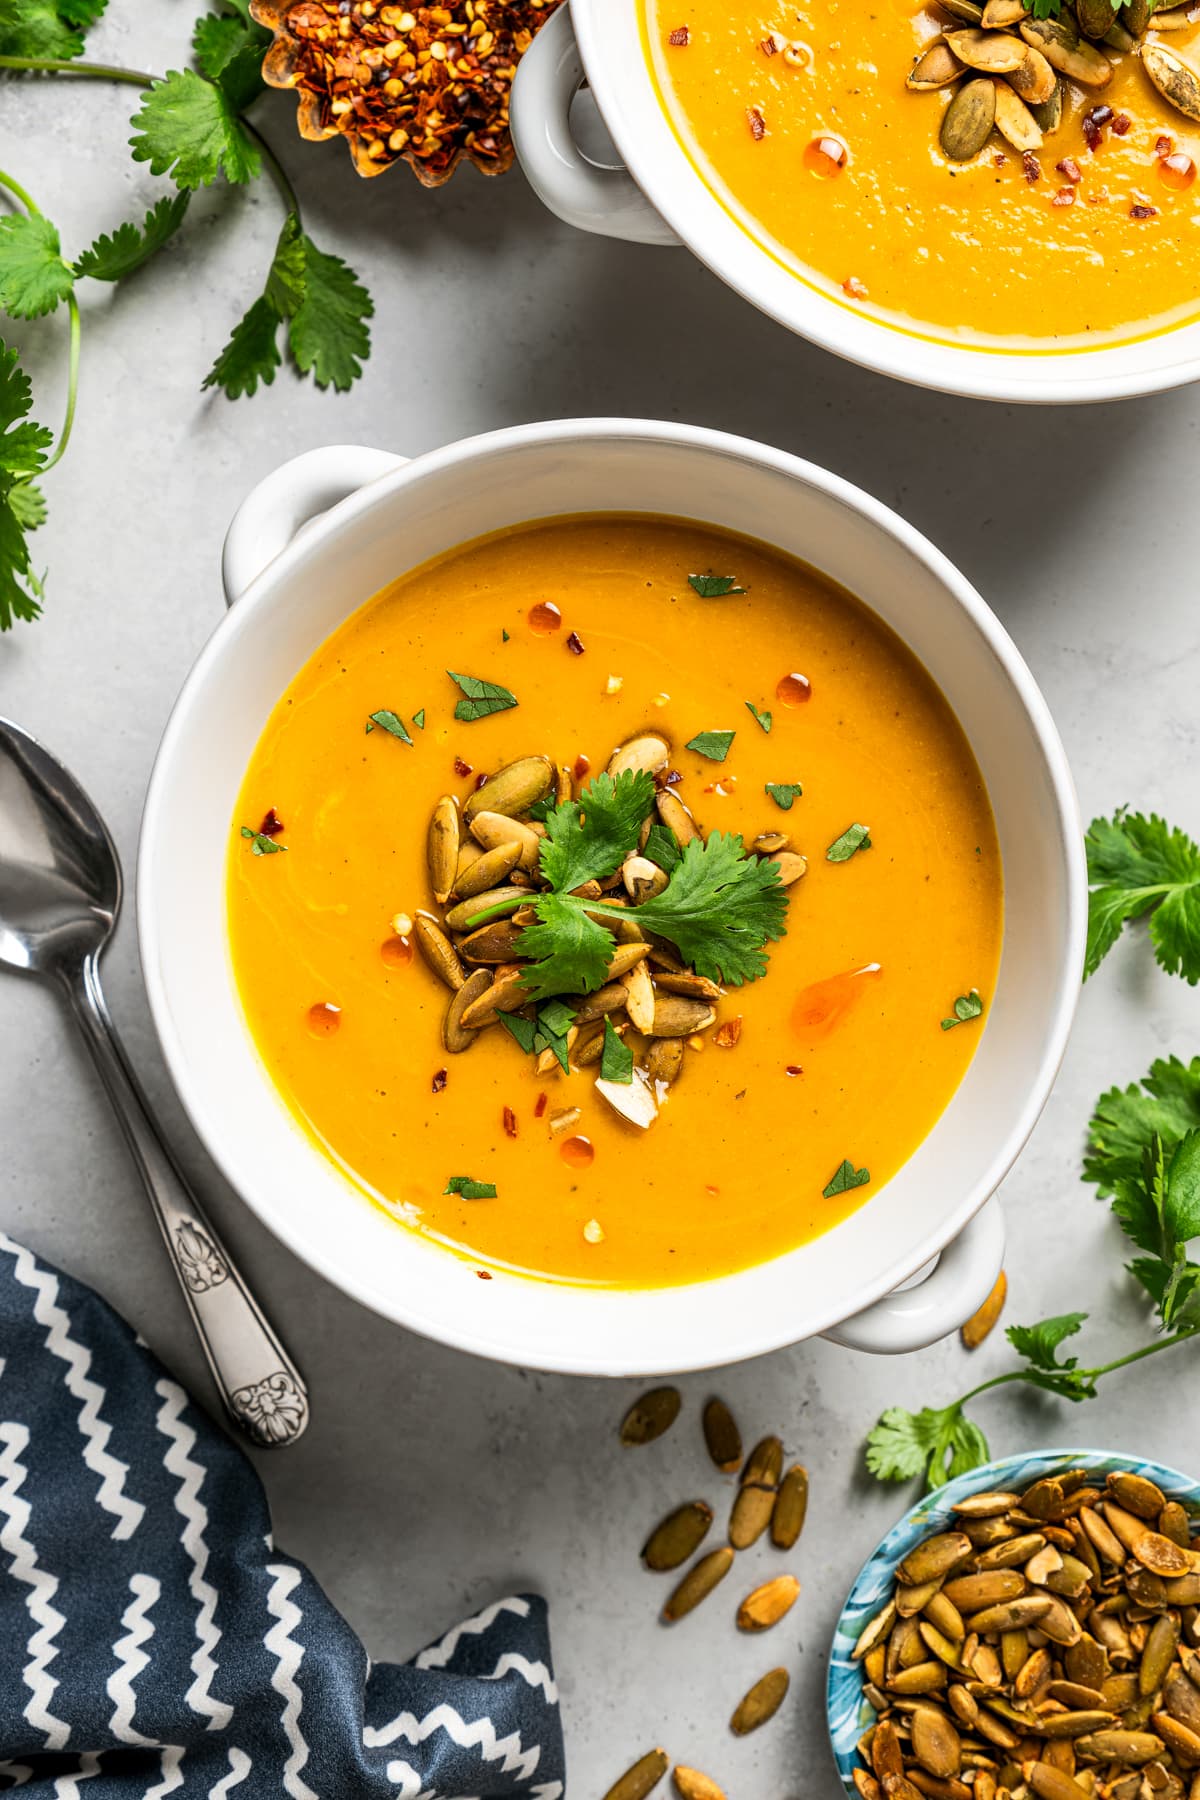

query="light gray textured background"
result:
[2,11,1199,1795]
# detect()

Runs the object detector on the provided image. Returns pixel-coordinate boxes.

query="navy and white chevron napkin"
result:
[0,1233,566,1798]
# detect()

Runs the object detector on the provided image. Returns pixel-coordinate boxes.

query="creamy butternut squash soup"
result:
[228,516,1002,1288]
[643,0,1200,347]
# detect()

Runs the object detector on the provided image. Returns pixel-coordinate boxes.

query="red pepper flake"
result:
[534,1092,548,1119]
[1157,135,1174,158]
[258,807,285,837]
[474,771,490,790]
[842,275,868,299]
[747,105,767,142]
[476,1270,493,1281]
[1082,105,1112,151]
[1022,152,1041,184]
[565,631,586,655]
[503,1105,518,1138]
[668,24,690,45]
[1111,112,1131,136]
[663,768,684,787]
[1056,158,1082,185]
[1052,187,1076,207]
[714,1017,743,1048]
[759,33,777,54]
[993,152,1007,167]
[785,1064,803,1077]
[1130,202,1159,219]
[573,753,590,781]
[454,756,473,778]
[432,1068,448,1094]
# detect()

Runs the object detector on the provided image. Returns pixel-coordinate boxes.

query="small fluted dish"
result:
[827,1448,1200,1797]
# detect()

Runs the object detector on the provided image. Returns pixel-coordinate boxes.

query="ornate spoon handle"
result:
[61,955,308,1447]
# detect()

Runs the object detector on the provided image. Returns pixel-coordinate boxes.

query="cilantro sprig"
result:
[865,1056,1200,1491]
[489,769,790,1003]
[1085,809,1200,984]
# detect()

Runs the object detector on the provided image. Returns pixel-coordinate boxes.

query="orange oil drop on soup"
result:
[228,514,1002,1289]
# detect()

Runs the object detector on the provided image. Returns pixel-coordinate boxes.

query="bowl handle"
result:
[222,445,408,606]
[510,3,680,246]
[821,1199,1006,1356]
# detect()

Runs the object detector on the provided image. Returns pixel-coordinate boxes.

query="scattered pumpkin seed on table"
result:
[621,1386,682,1447]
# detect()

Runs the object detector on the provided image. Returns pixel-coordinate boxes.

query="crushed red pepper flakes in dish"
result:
[1131,202,1159,219]
[534,1092,548,1119]
[432,1067,448,1093]
[258,807,285,837]
[453,756,473,777]
[747,105,767,141]
[251,0,563,185]
[565,631,586,656]
[1056,158,1082,185]
[668,24,689,46]
[503,1105,518,1137]
[1022,152,1041,184]
[1052,188,1075,207]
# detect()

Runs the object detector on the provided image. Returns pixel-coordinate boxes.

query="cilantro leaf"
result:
[688,573,746,597]
[1007,1312,1087,1370]
[240,824,286,855]
[823,1159,870,1198]
[0,0,106,59]
[498,1012,537,1055]
[539,770,655,892]
[765,782,802,811]
[866,1403,990,1489]
[1085,1055,1200,1195]
[130,69,261,189]
[0,212,74,319]
[631,832,788,986]
[1085,810,1200,983]
[601,1017,633,1084]
[827,823,872,862]
[202,295,281,398]
[368,709,413,744]
[263,212,308,317]
[412,709,426,730]
[74,191,190,283]
[287,235,373,391]
[1166,1130,1200,1244]
[444,1174,497,1200]
[0,341,53,629]
[941,990,983,1031]
[533,998,576,1071]
[193,6,271,111]
[686,730,735,762]
[447,670,518,722]
[644,821,682,874]
[516,891,614,1003]
[745,701,772,733]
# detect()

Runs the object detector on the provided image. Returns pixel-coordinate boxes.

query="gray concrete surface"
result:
[2,12,1199,1794]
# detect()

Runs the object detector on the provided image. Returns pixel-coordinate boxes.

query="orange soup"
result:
[643,0,1200,347]
[227,516,1003,1288]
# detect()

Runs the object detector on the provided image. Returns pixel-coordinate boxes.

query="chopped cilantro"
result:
[444,1175,498,1200]
[688,573,746,598]
[368,709,413,744]
[240,825,286,856]
[498,1013,537,1055]
[447,670,518,722]
[601,1017,634,1084]
[765,782,803,811]
[827,823,872,862]
[941,990,984,1031]
[502,628,510,642]
[412,709,426,730]
[644,821,682,873]
[686,730,735,763]
[745,701,772,734]
[823,1159,870,1198]
[526,794,557,823]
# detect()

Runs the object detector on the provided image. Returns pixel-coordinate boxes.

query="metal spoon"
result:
[0,718,308,1447]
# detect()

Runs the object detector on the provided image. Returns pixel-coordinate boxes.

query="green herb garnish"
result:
[0,341,51,628]
[823,1159,870,1199]
[688,573,746,598]
[765,782,803,811]
[368,710,413,744]
[745,702,772,733]
[826,823,872,862]
[498,1013,537,1055]
[526,794,556,823]
[1085,809,1200,984]
[686,730,735,763]
[600,1017,634,1084]
[412,709,426,730]
[502,628,510,642]
[240,825,286,856]
[941,990,983,1031]
[533,1000,575,1073]
[444,1175,498,1200]
[644,822,682,873]
[447,671,518,722]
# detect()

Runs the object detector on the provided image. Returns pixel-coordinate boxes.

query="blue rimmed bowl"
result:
[828,1448,1200,1797]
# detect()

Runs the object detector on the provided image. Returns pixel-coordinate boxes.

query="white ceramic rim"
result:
[568,0,1200,405]
[138,418,1086,1373]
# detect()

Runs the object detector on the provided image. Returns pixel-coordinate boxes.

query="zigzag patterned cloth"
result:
[0,1234,566,1798]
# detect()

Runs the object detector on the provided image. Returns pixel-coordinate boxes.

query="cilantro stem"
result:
[957,1329,1194,1409]
[0,167,41,214]
[0,169,82,471]
[240,122,302,219]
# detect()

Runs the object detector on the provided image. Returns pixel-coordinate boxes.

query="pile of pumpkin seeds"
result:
[852,1466,1200,1800]
[602,1387,810,1800]
[907,0,1200,165]
[414,737,806,1130]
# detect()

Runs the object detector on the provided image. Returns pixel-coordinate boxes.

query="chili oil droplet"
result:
[307,1002,342,1037]
[776,671,812,706]
[528,601,562,635]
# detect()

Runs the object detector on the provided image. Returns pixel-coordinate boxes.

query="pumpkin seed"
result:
[603,1749,669,1800]
[730,1483,777,1551]
[853,1599,898,1663]
[662,1546,733,1621]
[1104,18,1138,49]
[981,0,1024,22]
[643,1500,713,1571]
[730,1667,790,1735]
[951,1491,1022,1519]
[992,79,1043,149]
[1074,1731,1165,1764]
[770,851,808,886]
[1123,0,1152,33]
[573,983,629,1022]
[941,77,997,159]
[444,886,527,931]
[458,918,526,963]
[1162,1671,1200,1733]
[961,1272,1007,1350]
[620,1385,682,1446]
[1077,0,1117,38]
[1159,1502,1193,1548]
[1142,1615,1182,1695]
[943,1572,1026,1612]
[622,960,657,1033]
[976,1531,1047,1569]
[1021,15,1114,84]
[455,839,523,898]
[1151,1713,1200,1766]
[672,1768,724,1800]
[1005,44,1058,105]
[608,734,671,779]
[656,788,700,846]
[554,763,573,807]
[623,853,670,903]
[738,1573,801,1632]
[967,1597,1054,1633]
[458,964,529,1027]
[894,1663,951,1696]
[652,971,723,1000]
[912,1705,964,1778]
[1039,1712,1119,1740]
[646,1036,685,1086]
[649,995,716,1038]
[948,26,1028,70]
[772,1464,809,1549]
[470,809,542,873]
[1028,74,1065,129]
[940,0,983,17]
[606,943,652,979]
[920,1621,966,1670]
[428,796,460,904]
[1028,1765,1091,1800]
[414,910,466,990]
[908,41,966,89]
[1154,3,1200,28]
[443,969,493,1053]
[1142,42,1200,121]
[899,1534,974,1590]
[1136,1530,1194,1577]
[701,1397,742,1472]
[463,756,553,824]
[898,1578,947,1619]
[1110,1472,1168,1519]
